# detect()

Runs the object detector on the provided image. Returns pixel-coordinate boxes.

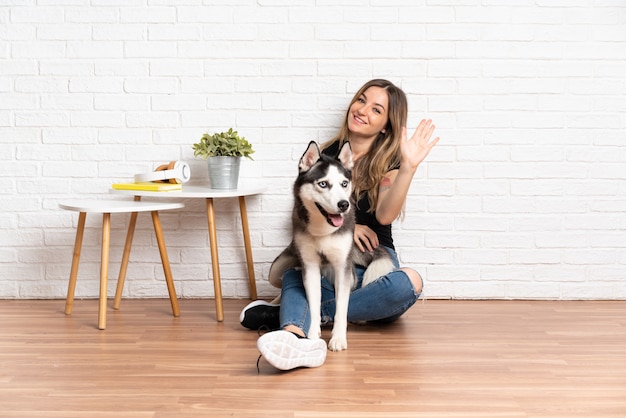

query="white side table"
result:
[59,199,184,330]
[111,185,266,322]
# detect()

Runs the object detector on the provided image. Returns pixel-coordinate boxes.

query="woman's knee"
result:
[399,267,423,293]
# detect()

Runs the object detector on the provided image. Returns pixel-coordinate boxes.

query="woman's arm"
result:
[376,119,439,225]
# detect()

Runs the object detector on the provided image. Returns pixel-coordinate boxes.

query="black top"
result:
[322,141,399,250]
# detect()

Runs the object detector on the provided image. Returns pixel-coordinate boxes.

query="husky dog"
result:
[268,141,395,352]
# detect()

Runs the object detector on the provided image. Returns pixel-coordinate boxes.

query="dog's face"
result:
[296,141,353,228]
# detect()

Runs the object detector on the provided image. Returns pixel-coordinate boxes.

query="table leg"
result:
[113,195,141,310]
[238,196,258,300]
[151,210,180,317]
[65,211,86,315]
[98,212,111,330]
[205,198,223,322]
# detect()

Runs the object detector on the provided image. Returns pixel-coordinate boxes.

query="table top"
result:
[110,184,267,199]
[59,200,185,213]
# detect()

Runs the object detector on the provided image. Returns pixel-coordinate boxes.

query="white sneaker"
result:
[257,330,327,371]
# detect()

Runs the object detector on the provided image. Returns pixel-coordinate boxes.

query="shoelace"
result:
[256,325,270,374]
[257,324,270,337]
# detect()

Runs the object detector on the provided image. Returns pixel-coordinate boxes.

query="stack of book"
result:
[111,182,182,192]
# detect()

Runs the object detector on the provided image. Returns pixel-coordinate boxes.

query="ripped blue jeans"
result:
[279,246,422,337]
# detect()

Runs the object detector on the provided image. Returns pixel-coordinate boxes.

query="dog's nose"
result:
[338,200,349,212]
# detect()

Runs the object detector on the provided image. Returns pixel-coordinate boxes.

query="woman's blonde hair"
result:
[322,79,408,213]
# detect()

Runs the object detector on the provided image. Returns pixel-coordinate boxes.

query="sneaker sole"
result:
[257,330,327,371]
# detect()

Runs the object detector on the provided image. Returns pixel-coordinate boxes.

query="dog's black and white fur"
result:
[269,141,395,351]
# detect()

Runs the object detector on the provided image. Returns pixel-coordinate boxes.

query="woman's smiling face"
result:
[347,86,389,141]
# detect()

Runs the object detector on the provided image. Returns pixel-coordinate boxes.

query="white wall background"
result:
[1,1,625,301]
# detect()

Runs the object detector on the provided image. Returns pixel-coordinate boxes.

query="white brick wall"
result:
[1,2,625,301]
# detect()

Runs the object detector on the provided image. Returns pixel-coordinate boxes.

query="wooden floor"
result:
[0,298,625,418]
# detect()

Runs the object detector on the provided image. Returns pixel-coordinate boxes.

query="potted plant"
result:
[192,128,254,189]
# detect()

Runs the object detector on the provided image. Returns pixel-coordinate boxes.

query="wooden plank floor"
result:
[0,298,625,418]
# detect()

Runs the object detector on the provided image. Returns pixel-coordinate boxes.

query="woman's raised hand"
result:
[400,119,440,171]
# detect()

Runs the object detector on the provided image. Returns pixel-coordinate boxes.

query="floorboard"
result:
[0,298,624,417]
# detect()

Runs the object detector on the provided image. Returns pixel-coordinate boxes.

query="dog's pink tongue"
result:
[330,214,343,227]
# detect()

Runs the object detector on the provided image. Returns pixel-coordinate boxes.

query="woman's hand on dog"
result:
[354,224,379,252]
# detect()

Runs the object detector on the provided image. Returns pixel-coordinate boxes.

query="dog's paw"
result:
[328,335,348,352]
[362,258,395,287]
[308,324,322,339]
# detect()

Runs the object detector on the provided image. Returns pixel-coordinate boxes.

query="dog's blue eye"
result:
[342,180,349,188]
[318,181,328,188]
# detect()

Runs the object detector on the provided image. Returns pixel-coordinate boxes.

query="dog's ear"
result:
[299,141,321,172]
[337,142,353,171]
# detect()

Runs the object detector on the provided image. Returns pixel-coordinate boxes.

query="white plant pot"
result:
[207,156,241,189]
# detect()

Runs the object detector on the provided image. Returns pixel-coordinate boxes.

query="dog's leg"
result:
[328,264,352,351]
[302,264,322,340]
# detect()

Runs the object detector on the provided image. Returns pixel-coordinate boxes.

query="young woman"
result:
[241,79,440,371]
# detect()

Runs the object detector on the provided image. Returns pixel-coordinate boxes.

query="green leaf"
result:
[192,129,254,160]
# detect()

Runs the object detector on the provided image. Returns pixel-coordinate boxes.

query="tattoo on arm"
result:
[380,176,392,192]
